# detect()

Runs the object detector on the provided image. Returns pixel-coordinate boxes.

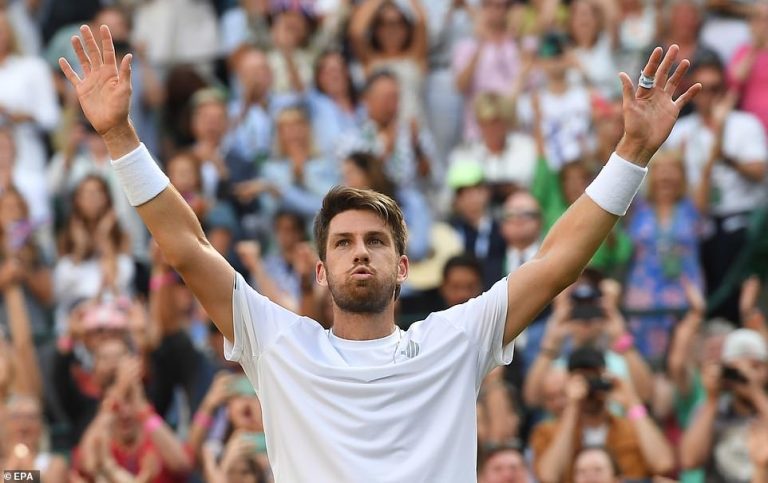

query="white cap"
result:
[721,328,768,363]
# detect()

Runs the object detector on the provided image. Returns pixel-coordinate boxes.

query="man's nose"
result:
[352,239,370,263]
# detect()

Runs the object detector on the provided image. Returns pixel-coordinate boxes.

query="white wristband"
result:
[111,143,170,207]
[584,152,647,216]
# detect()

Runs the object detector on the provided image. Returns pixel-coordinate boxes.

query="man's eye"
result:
[368,238,382,245]
[336,240,349,247]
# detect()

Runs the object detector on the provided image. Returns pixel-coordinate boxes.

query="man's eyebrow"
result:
[330,230,390,239]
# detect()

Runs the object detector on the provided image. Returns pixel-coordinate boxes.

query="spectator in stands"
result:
[478,444,531,483]
[500,190,543,274]
[258,106,338,219]
[0,126,49,227]
[749,420,768,483]
[517,31,592,169]
[452,0,522,141]
[305,50,359,158]
[1,395,68,482]
[531,346,674,482]
[728,2,768,133]
[681,328,768,482]
[341,151,431,262]
[572,446,621,483]
[266,2,317,95]
[0,186,53,339]
[226,46,298,163]
[667,55,767,322]
[614,0,658,78]
[446,161,507,287]
[53,176,134,332]
[349,0,428,124]
[623,150,705,363]
[439,254,485,309]
[202,430,269,483]
[0,11,59,177]
[73,353,193,482]
[524,273,654,406]
[189,88,231,202]
[166,151,209,222]
[337,71,440,192]
[567,0,621,100]
[448,92,539,202]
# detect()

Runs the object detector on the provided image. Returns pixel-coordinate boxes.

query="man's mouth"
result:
[351,267,374,279]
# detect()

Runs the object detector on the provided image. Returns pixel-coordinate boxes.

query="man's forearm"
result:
[536,404,579,483]
[629,402,675,474]
[680,398,717,468]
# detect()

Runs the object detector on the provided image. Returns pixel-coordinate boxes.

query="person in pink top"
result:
[452,0,521,142]
[728,3,768,132]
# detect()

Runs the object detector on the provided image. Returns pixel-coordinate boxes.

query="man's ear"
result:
[397,255,409,284]
[316,260,327,287]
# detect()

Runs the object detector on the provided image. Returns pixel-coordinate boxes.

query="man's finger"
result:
[674,83,703,110]
[637,47,663,95]
[80,25,103,68]
[665,58,690,95]
[58,58,82,86]
[618,72,634,106]
[100,25,117,68]
[71,35,91,75]
[655,44,679,86]
[119,53,133,85]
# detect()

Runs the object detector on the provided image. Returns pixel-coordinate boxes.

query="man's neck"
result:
[331,307,397,341]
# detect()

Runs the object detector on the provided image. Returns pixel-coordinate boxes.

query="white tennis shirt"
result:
[224,272,513,482]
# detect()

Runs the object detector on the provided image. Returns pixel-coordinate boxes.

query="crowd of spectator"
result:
[0,0,767,481]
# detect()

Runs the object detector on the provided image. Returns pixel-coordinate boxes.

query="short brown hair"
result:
[314,186,407,261]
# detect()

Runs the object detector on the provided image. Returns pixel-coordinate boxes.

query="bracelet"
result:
[627,404,648,421]
[111,143,170,207]
[193,410,213,429]
[143,414,164,434]
[584,152,648,216]
[150,272,178,291]
[612,333,635,354]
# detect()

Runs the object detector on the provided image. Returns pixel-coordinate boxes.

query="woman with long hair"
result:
[54,175,133,333]
[348,0,428,123]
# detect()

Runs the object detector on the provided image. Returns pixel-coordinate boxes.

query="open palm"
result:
[58,25,132,136]
[617,45,702,166]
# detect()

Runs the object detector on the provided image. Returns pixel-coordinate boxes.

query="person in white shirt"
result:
[666,55,767,321]
[58,25,701,482]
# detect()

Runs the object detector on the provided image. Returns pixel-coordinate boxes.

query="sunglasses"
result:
[502,210,540,221]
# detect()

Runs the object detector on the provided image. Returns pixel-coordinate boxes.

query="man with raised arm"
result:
[59,25,700,483]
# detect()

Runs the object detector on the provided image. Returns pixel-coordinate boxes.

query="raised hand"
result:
[59,25,136,157]
[616,45,702,166]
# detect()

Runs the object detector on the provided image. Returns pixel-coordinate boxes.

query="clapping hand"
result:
[615,45,701,166]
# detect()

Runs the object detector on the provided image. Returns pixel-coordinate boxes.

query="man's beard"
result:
[327,269,397,314]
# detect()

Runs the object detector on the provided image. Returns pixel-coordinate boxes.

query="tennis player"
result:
[59,25,700,482]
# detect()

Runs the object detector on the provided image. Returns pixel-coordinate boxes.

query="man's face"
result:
[481,449,529,483]
[364,78,400,127]
[317,210,407,314]
[478,117,509,148]
[573,449,617,483]
[192,102,228,142]
[274,215,303,254]
[440,266,483,308]
[500,193,542,248]
[571,368,608,415]
[692,67,725,114]
[726,357,768,401]
[481,0,509,32]
[237,50,273,99]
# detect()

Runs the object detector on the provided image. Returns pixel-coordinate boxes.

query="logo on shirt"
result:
[399,340,420,359]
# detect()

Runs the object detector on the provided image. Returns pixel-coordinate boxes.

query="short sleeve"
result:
[437,278,511,380]
[727,113,768,163]
[224,273,302,385]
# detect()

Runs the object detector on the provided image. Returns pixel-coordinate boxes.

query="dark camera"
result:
[587,376,614,394]
[570,282,605,321]
[721,365,748,384]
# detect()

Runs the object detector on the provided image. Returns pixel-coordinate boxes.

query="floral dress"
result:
[623,197,705,363]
